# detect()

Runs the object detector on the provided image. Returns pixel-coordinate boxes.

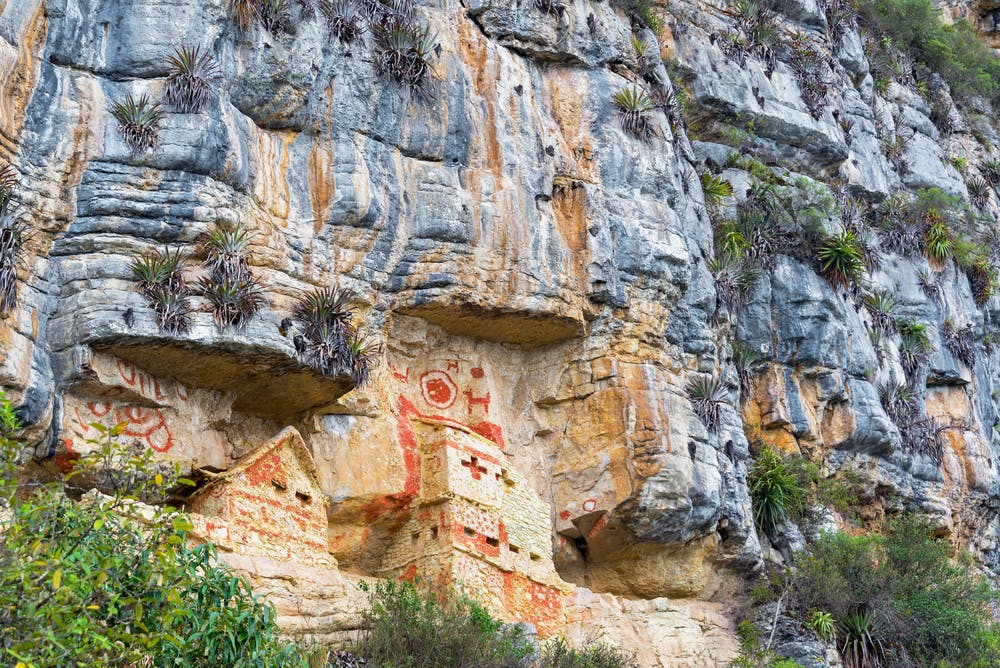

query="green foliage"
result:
[687,373,727,431]
[326,0,363,42]
[941,318,975,367]
[111,94,162,155]
[897,319,933,376]
[129,246,193,334]
[817,230,865,288]
[838,611,886,668]
[749,446,806,535]
[966,176,991,209]
[373,19,439,92]
[259,0,292,34]
[164,45,218,114]
[732,340,761,398]
[855,0,1000,103]
[534,637,639,668]
[969,258,997,306]
[612,85,655,142]
[701,172,734,206]
[0,411,303,667]
[788,518,1000,667]
[198,224,265,330]
[611,0,663,33]
[807,611,836,643]
[354,579,533,668]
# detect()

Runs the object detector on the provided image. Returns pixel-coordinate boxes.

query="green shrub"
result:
[535,637,639,668]
[855,0,1000,103]
[353,579,533,668]
[787,518,1000,667]
[749,446,806,535]
[807,611,836,643]
[0,404,303,667]
[701,172,734,206]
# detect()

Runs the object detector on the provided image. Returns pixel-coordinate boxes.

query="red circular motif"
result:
[420,371,457,409]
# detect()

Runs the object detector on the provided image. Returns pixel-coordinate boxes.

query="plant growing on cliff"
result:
[879,380,917,423]
[709,253,759,313]
[839,611,887,668]
[290,286,380,386]
[374,20,439,91]
[0,162,17,213]
[259,0,292,34]
[863,290,897,337]
[966,176,991,209]
[701,173,734,207]
[198,224,265,330]
[354,580,533,668]
[611,0,662,33]
[969,259,997,306]
[807,611,836,643]
[897,320,932,377]
[749,446,806,535]
[534,0,566,17]
[325,0,363,42]
[229,0,260,30]
[346,332,379,387]
[732,340,760,398]
[0,207,27,316]
[150,290,193,334]
[924,217,953,267]
[818,230,865,289]
[612,85,655,142]
[941,318,975,367]
[0,405,303,667]
[687,374,727,431]
[129,246,186,300]
[164,46,219,114]
[111,94,163,155]
[981,158,1000,185]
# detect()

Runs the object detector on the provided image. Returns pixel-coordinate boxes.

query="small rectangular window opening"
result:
[295,491,312,503]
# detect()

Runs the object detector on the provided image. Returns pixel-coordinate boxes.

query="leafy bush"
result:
[787,518,1000,667]
[749,445,806,535]
[111,94,162,155]
[0,404,303,667]
[353,579,533,668]
[855,0,1000,103]
[612,85,655,142]
[535,638,638,668]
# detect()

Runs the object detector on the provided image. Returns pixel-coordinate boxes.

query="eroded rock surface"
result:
[2,0,1000,664]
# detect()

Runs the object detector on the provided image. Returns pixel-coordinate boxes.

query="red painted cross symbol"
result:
[461,456,488,480]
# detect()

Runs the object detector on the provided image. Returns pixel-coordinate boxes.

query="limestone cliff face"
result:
[2,0,1000,664]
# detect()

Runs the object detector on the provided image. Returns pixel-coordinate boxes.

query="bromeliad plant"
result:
[373,19,439,92]
[701,172,734,207]
[290,286,379,387]
[259,0,292,34]
[967,176,991,209]
[942,318,975,368]
[749,445,806,535]
[838,611,887,668]
[325,0,364,42]
[164,46,219,114]
[129,246,192,334]
[863,290,897,337]
[198,224,265,330]
[818,229,865,288]
[534,0,567,16]
[897,319,933,377]
[112,94,163,155]
[0,163,26,316]
[612,85,655,142]
[687,373,727,431]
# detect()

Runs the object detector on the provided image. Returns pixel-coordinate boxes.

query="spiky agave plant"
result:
[0,162,17,213]
[164,46,219,114]
[687,374,727,431]
[347,332,380,387]
[878,380,916,423]
[863,289,896,337]
[700,173,734,207]
[149,290,192,334]
[325,0,363,42]
[612,85,655,142]
[980,158,1000,186]
[292,286,357,375]
[201,224,254,284]
[838,611,886,668]
[818,230,865,288]
[111,94,162,155]
[229,0,260,30]
[259,0,292,34]
[967,176,991,209]
[0,207,28,315]
[373,19,438,90]
[942,319,975,368]
[199,275,266,330]
[749,445,805,535]
[129,247,186,299]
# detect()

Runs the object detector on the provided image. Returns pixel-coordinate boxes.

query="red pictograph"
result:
[420,371,458,409]
[76,403,175,452]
